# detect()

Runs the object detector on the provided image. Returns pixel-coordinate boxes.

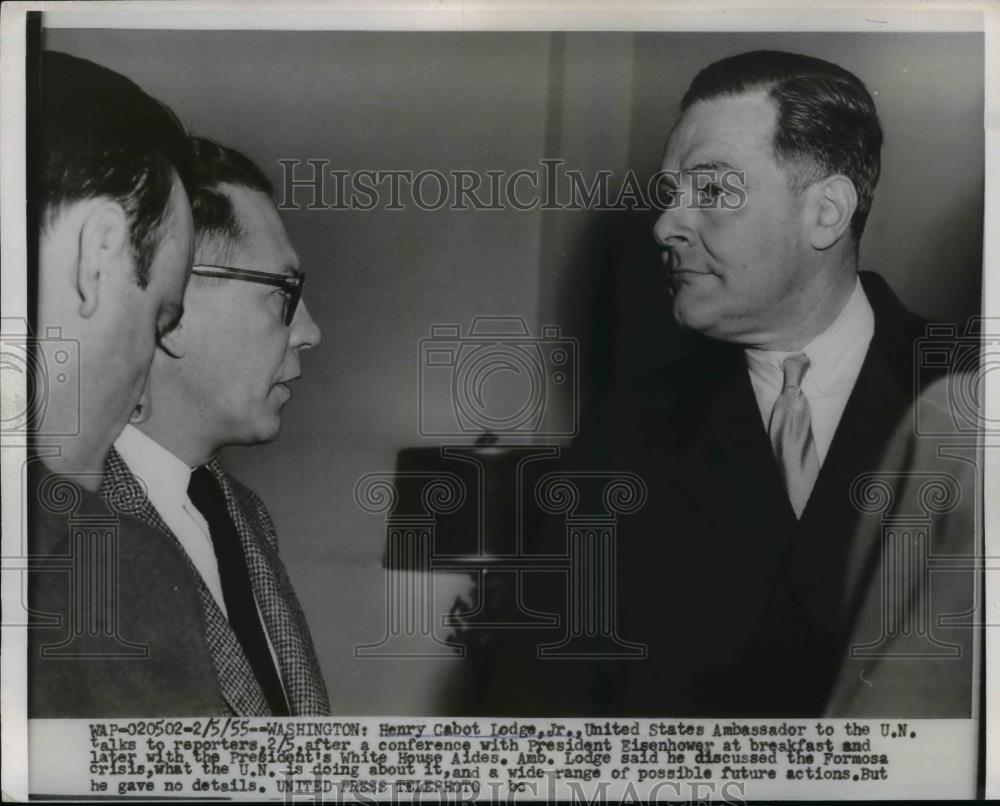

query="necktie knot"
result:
[781,352,811,392]
[187,465,219,512]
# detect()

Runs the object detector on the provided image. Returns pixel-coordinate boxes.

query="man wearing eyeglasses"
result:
[104,137,328,715]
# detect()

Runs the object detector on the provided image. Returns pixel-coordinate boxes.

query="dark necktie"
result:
[187,466,289,715]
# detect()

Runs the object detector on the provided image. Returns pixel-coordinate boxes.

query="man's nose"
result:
[290,300,322,350]
[652,201,695,248]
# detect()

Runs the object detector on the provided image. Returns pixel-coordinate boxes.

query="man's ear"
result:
[130,376,153,424]
[77,200,131,318]
[156,315,188,359]
[808,175,857,250]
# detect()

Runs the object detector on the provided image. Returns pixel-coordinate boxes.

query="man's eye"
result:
[657,180,681,208]
[270,287,292,319]
[694,182,725,208]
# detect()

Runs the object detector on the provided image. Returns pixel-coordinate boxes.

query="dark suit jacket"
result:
[473,271,977,717]
[598,271,976,716]
[28,452,330,717]
[28,463,225,717]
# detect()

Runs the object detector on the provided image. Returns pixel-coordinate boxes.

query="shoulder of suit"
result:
[859,270,961,400]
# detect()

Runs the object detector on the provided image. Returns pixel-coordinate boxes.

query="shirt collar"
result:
[745,277,875,395]
[113,424,194,504]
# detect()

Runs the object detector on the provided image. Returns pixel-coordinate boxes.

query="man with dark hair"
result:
[678,49,882,241]
[33,50,195,482]
[574,50,975,716]
[101,137,328,715]
[27,52,213,716]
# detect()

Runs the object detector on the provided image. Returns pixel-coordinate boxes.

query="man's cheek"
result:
[698,214,742,260]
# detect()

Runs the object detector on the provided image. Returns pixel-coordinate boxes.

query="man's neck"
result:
[751,262,859,352]
[37,427,113,491]
[37,445,105,490]
[135,419,217,468]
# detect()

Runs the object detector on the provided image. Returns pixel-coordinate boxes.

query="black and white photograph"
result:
[0,1,995,801]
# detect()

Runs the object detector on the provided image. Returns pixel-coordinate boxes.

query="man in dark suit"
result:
[27,52,211,717]
[593,50,977,717]
[102,138,328,716]
[473,50,977,720]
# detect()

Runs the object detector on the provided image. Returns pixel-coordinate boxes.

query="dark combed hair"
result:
[681,50,883,240]
[38,51,195,287]
[188,137,274,251]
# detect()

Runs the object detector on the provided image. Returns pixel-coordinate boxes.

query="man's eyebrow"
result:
[684,160,738,173]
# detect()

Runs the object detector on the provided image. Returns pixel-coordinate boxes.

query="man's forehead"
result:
[662,90,777,170]
[224,183,300,272]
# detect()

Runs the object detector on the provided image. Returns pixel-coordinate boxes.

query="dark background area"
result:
[46,28,984,712]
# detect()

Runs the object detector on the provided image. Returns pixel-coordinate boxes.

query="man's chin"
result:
[256,422,282,445]
[672,293,716,333]
[233,417,282,448]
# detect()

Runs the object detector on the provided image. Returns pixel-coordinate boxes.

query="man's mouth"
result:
[666,262,708,283]
[273,375,300,397]
[663,250,697,273]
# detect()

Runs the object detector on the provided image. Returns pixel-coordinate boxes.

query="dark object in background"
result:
[387,438,571,711]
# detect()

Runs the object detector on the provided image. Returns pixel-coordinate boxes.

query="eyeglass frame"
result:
[191,264,305,326]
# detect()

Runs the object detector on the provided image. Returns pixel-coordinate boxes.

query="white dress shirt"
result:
[114,424,229,615]
[745,277,875,465]
[113,424,285,693]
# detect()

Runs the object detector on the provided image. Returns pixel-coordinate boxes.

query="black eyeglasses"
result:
[191,264,305,326]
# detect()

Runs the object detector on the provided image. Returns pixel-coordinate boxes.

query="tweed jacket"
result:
[100,448,330,716]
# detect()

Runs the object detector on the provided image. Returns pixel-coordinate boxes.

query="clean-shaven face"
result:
[180,185,321,446]
[653,91,814,346]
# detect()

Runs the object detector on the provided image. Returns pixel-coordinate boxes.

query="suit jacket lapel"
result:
[101,449,271,717]
[659,345,800,588]
[207,460,330,716]
[795,272,920,631]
